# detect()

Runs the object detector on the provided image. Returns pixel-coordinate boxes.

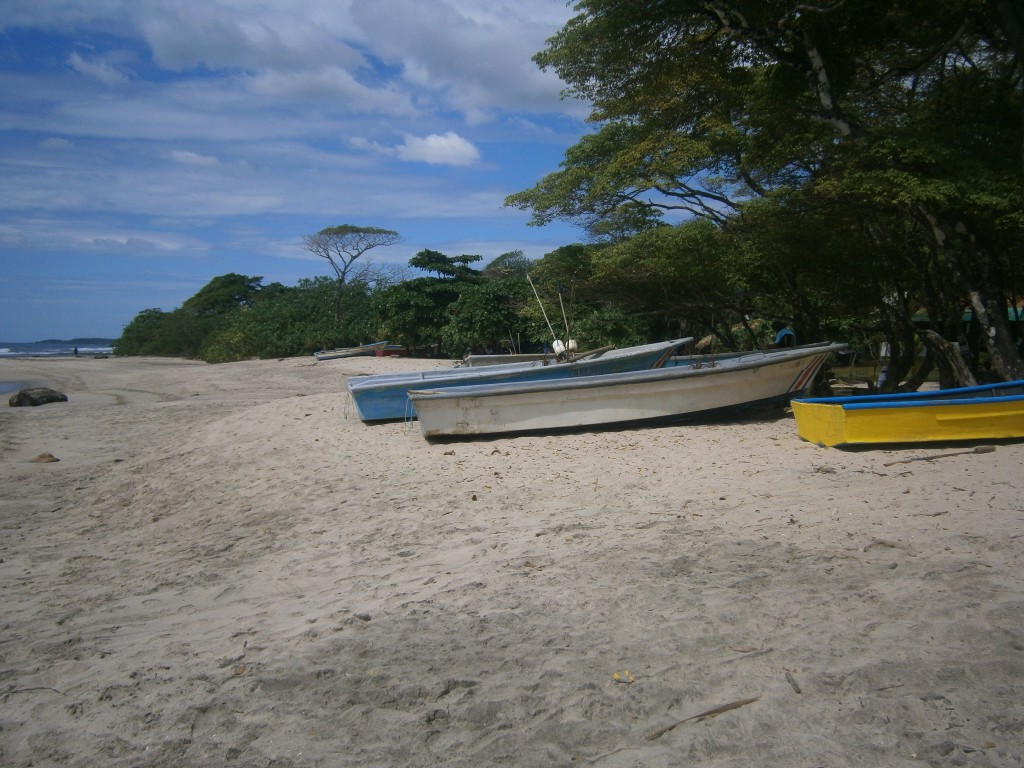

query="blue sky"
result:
[0,0,588,340]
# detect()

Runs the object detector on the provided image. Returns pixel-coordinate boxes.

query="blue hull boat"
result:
[347,338,692,422]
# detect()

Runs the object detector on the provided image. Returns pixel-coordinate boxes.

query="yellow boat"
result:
[792,380,1024,447]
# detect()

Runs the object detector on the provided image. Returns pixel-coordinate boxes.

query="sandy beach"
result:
[1,354,1022,767]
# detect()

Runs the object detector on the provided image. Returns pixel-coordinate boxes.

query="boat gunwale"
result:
[345,337,694,392]
[793,380,1024,409]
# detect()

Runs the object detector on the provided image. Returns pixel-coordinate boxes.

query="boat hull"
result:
[792,380,1024,447]
[347,338,691,422]
[410,344,843,438]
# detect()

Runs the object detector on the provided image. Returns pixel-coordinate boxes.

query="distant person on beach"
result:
[73,346,79,357]
[772,321,796,348]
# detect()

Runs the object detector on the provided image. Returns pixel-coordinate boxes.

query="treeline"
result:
[114,239,874,365]
[111,247,686,363]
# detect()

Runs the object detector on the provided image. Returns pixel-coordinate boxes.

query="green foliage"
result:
[115,275,374,362]
[508,0,1024,381]
[200,278,359,362]
[371,278,447,349]
[483,250,532,278]
[408,249,482,280]
[564,304,652,349]
[181,273,263,316]
[441,275,534,356]
[113,309,177,356]
[370,250,489,352]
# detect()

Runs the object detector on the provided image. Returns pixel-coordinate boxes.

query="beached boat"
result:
[347,338,692,422]
[314,341,388,361]
[791,380,1024,447]
[409,343,845,438]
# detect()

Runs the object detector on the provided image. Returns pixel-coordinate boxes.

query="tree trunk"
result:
[967,289,1024,381]
[919,329,977,388]
[333,279,346,325]
[918,209,1024,381]
[900,346,935,392]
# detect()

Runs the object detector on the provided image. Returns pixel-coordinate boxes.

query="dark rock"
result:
[8,388,69,407]
[935,740,957,756]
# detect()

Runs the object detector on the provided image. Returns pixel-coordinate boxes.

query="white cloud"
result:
[395,132,480,166]
[247,67,415,116]
[67,50,130,84]
[349,131,482,166]
[90,236,163,250]
[350,0,573,118]
[348,136,392,157]
[139,3,366,74]
[170,150,221,167]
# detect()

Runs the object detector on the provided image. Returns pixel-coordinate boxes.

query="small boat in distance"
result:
[410,343,845,439]
[791,379,1024,447]
[314,341,389,361]
[347,338,693,422]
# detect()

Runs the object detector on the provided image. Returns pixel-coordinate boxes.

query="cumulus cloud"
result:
[350,131,481,166]
[398,132,481,166]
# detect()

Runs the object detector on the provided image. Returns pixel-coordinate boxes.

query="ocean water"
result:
[1,339,116,395]
[0,338,115,359]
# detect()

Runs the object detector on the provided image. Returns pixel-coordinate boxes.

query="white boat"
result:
[409,343,847,438]
[347,338,691,422]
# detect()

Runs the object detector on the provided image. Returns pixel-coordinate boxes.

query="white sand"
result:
[1,355,1022,767]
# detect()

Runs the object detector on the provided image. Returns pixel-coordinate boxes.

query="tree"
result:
[510,0,1024,383]
[443,251,537,355]
[370,249,481,351]
[200,278,362,361]
[302,225,401,324]
[182,273,263,316]
[409,249,482,280]
[442,279,533,356]
[113,308,174,356]
[484,249,533,279]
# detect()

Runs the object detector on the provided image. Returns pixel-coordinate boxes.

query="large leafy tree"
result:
[510,0,1024,382]
[181,273,263,316]
[371,250,483,351]
[443,251,537,355]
